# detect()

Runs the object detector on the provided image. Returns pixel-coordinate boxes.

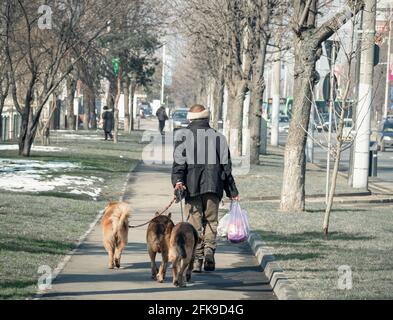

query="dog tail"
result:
[176,234,187,259]
[111,202,131,233]
[169,233,187,262]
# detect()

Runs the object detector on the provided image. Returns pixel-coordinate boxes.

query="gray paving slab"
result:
[41,162,275,300]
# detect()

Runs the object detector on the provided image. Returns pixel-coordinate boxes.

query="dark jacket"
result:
[156,107,168,121]
[171,119,239,200]
[102,109,114,132]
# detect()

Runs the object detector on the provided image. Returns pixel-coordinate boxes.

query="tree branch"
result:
[313,0,364,45]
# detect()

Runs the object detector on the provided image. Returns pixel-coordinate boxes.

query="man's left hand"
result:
[232,195,240,202]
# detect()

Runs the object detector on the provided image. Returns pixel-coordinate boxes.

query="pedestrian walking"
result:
[172,104,240,273]
[102,106,114,141]
[156,104,169,135]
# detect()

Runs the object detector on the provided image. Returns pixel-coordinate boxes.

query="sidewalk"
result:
[40,162,275,300]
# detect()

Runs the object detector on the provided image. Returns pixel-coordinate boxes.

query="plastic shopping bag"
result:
[217,213,231,238]
[227,201,250,243]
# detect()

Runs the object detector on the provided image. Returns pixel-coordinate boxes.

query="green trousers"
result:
[185,193,220,259]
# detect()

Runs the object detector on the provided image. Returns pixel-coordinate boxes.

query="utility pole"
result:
[271,44,281,147]
[384,6,392,120]
[353,0,377,189]
[160,44,166,105]
[348,10,364,186]
[283,63,288,98]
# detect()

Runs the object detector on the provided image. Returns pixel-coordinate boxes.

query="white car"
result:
[342,118,356,141]
[170,108,189,131]
[279,116,290,133]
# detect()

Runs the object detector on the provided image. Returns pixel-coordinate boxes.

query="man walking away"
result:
[156,104,169,135]
[102,106,114,141]
[172,105,240,273]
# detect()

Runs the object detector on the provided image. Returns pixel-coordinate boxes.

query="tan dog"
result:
[146,213,174,283]
[101,202,131,269]
[168,222,199,287]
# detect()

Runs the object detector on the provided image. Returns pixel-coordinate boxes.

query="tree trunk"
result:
[249,39,268,164]
[18,108,38,157]
[0,107,3,141]
[323,110,346,236]
[129,81,136,132]
[226,80,247,157]
[0,97,5,141]
[49,97,56,130]
[113,68,122,144]
[280,39,318,212]
[212,73,224,130]
[90,94,97,130]
[40,94,58,146]
[66,76,76,130]
[124,76,130,133]
[83,87,91,130]
[106,80,115,110]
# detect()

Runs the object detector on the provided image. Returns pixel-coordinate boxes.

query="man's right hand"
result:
[174,183,186,202]
[175,182,185,191]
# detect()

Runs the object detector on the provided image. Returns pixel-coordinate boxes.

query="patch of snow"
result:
[55,134,102,141]
[0,145,67,152]
[69,187,102,201]
[0,159,102,199]
[0,159,79,174]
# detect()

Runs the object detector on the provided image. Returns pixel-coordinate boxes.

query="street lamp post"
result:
[384,7,392,120]
[161,44,166,105]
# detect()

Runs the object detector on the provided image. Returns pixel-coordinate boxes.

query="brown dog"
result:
[146,213,174,283]
[168,222,199,287]
[101,202,131,269]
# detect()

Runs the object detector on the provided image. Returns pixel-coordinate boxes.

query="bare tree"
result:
[171,0,285,162]
[3,0,121,156]
[280,0,364,212]
[0,2,10,140]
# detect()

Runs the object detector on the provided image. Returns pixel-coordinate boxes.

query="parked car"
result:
[342,118,356,141]
[279,115,290,133]
[378,120,393,152]
[139,104,153,118]
[170,108,189,131]
[267,115,290,133]
[315,113,337,133]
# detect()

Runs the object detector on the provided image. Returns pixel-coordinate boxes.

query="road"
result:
[276,131,393,183]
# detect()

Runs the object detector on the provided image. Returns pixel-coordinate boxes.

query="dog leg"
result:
[187,256,195,282]
[114,239,126,269]
[177,259,189,288]
[157,250,168,283]
[149,249,158,280]
[172,260,179,287]
[104,241,115,269]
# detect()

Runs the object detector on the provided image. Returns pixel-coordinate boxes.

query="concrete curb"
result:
[368,182,393,195]
[249,196,393,205]
[247,230,300,300]
[33,165,135,300]
[246,191,371,202]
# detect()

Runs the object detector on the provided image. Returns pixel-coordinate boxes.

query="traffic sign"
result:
[322,72,338,102]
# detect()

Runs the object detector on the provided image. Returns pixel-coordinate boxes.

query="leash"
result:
[177,190,185,222]
[128,197,177,229]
